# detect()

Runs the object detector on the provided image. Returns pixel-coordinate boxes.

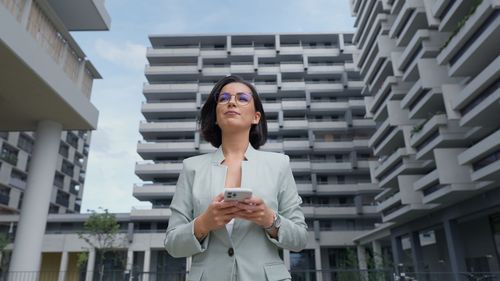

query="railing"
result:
[1,270,498,281]
[0,0,26,21]
[2,0,96,98]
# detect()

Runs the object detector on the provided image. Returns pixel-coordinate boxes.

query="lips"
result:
[224,111,240,115]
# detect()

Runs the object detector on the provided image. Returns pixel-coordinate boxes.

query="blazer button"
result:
[228,247,234,257]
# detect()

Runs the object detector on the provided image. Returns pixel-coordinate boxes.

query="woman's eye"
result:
[239,95,250,101]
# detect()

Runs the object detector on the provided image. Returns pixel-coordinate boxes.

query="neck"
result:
[221,131,250,159]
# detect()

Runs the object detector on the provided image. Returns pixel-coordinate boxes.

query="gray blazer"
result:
[165,145,308,281]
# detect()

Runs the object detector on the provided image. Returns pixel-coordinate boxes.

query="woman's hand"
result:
[194,193,239,240]
[233,196,275,228]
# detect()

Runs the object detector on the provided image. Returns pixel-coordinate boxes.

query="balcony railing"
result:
[0,0,25,21]
[2,0,96,98]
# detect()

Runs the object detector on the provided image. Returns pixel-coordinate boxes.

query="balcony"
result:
[305,82,343,92]
[459,129,500,183]
[46,0,110,31]
[311,161,352,174]
[307,64,344,75]
[309,120,348,132]
[410,115,469,160]
[137,141,198,159]
[143,83,198,100]
[389,1,428,47]
[280,62,305,73]
[414,169,476,205]
[453,56,500,129]
[133,184,176,201]
[145,65,199,82]
[141,102,197,119]
[135,161,183,181]
[369,120,404,156]
[139,121,197,139]
[0,0,101,130]
[437,0,500,77]
[146,47,200,63]
[373,148,430,188]
[130,206,172,221]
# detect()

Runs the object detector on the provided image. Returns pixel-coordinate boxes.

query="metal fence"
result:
[0,270,499,281]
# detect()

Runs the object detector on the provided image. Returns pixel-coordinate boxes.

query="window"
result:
[61,160,74,177]
[59,142,69,158]
[56,190,69,207]
[1,144,18,166]
[54,172,64,188]
[9,170,27,189]
[0,186,10,205]
[18,134,34,153]
[66,132,79,149]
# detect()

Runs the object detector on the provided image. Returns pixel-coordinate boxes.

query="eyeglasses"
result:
[216,92,253,106]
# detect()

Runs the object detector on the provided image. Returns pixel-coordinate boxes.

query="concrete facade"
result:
[350,0,500,279]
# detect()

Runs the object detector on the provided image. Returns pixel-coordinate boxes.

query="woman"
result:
[165,75,308,281]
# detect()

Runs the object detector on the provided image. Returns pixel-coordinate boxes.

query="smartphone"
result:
[224,188,253,202]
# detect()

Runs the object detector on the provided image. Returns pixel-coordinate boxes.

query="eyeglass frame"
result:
[215,92,254,106]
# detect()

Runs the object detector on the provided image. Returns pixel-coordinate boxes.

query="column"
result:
[357,245,368,281]
[126,250,134,272]
[143,249,151,281]
[85,249,96,281]
[443,219,466,281]
[8,121,62,275]
[391,235,403,273]
[372,240,383,269]
[58,251,69,281]
[410,231,423,274]
[314,245,323,281]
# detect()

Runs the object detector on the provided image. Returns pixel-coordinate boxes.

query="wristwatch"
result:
[265,211,281,233]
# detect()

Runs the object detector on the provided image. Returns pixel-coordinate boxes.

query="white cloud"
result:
[94,39,146,70]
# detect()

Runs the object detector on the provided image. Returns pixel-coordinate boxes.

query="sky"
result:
[73,0,356,213]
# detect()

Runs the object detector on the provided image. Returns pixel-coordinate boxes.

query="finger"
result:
[243,196,263,205]
[213,193,224,202]
[220,206,241,215]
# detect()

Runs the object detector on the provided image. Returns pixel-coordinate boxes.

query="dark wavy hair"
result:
[199,75,267,149]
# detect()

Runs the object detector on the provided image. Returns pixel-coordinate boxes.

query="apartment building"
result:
[131,32,385,280]
[0,0,110,273]
[350,0,500,279]
[0,130,90,215]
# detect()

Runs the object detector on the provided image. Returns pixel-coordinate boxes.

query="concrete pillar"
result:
[372,240,383,269]
[314,246,323,281]
[443,219,467,281]
[8,121,62,274]
[391,235,403,273]
[357,245,368,281]
[58,251,69,281]
[143,249,151,281]
[85,249,96,281]
[410,231,424,273]
[126,250,134,271]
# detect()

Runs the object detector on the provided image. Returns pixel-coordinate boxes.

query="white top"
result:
[226,218,235,237]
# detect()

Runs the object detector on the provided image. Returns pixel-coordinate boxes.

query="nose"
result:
[227,95,237,106]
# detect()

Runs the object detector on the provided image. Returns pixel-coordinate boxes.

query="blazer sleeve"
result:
[164,160,210,257]
[266,155,308,252]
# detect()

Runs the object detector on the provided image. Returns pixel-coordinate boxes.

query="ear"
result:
[252,111,261,125]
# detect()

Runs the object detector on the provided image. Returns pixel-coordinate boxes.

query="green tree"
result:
[78,208,127,281]
[0,233,10,272]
